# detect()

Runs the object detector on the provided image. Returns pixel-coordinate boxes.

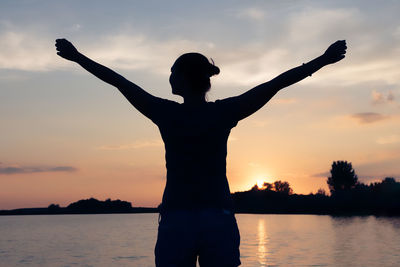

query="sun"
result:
[242,174,273,191]
[256,179,265,189]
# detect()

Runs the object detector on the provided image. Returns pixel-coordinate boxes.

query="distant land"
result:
[1,161,399,216]
[0,198,157,216]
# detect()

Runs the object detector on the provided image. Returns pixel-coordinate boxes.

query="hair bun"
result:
[208,64,220,76]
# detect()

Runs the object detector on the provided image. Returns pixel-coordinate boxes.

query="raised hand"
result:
[322,40,347,65]
[55,38,80,61]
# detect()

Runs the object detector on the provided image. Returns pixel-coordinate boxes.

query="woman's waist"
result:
[160,191,233,212]
[165,164,226,177]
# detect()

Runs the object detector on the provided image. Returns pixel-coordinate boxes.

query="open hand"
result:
[55,38,79,61]
[323,40,347,65]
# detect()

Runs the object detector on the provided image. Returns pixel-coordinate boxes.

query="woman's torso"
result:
[154,100,238,211]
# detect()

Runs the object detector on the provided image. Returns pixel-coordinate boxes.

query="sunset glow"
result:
[256,180,265,189]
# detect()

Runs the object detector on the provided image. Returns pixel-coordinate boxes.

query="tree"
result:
[273,180,293,195]
[263,182,274,191]
[375,177,400,195]
[48,203,60,209]
[382,177,396,184]
[251,184,259,191]
[316,188,327,196]
[327,161,358,194]
[250,180,293,195]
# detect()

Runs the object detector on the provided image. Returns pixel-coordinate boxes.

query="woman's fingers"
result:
[323,40,347,64]
[55,39,71,49]
[55,38,78,61]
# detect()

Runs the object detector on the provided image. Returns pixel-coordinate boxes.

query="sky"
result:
[1,0,400,209]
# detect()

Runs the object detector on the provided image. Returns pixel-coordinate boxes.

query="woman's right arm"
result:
[55,38,162,119]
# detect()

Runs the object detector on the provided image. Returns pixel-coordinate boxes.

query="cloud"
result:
[387,91,395,102]
[0,164,77,175]
[314,169,399,183]
[0,28,214,74]
[350,112,389,124]
[371,90,385,104]
[217,47,290,86]
[357,174,400,184]
[376,135,400,145]
[371,90,396,105]
[280,7,400,88]
[0,31,58,71]
[97,140,163,150]
[311,171,330,178]
[287,7,361,46]
[88,35,206,75]
[2,5,400,91]
[218,7,400,88]
[236,8,265,21]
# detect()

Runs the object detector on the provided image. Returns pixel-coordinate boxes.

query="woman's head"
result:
[169,53,220,98]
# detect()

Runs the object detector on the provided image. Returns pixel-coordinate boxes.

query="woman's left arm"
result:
[226,40,347,121]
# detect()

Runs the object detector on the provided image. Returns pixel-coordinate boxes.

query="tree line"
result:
[232,161,400,215]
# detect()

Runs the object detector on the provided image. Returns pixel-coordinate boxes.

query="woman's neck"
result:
[183,94,206,105]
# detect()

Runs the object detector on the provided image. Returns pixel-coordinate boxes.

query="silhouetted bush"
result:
[47,203,61,214]
[66,198,132,213]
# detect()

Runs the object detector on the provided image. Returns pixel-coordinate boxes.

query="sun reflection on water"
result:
[257,218,268,266]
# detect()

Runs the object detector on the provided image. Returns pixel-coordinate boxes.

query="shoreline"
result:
[0,207,158,216]
[1,208,399,217]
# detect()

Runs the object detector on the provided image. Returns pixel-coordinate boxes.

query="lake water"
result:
[1,214,400,266]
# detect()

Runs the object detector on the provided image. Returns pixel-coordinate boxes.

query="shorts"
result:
[155,209,241,267]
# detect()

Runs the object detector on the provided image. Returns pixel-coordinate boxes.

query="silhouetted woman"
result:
[55,39,346,267]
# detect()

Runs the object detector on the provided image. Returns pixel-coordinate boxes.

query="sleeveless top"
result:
[149,97,239,211]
